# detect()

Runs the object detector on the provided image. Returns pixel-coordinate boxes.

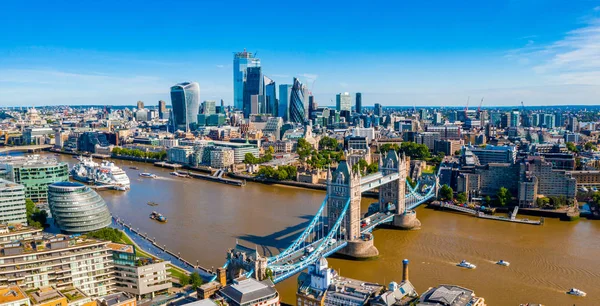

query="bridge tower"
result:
[327,159,379,258]
[379,150,407,214]
[326,159,361,241]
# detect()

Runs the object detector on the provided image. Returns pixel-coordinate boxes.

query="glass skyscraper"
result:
[243,67,263,118]
[336,92,352,112]
[264,76,277,116]
[289,77,308,123]
[233,50,260,111]
[355,92,362,113]
[278,84,292,122]
[170,82,200,131]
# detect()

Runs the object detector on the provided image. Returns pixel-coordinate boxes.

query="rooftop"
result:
[27,286,65,304]
[219,278,277,305]
[0,155,65,168]
[417,284,476,306]
[0,286,28,304]
[0,179,23,190]
[98,292,134,306]
[107,243,134,254]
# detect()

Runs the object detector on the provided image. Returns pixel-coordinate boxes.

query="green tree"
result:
[366,162,378,174]
[318,136,339,151]
[566,142,579,153]
[189,272,204,289]
[484,196,491,204]
[243,153,257,164]
[584,142,597,151]
[179,273,190,286]
[495,187,512,207]
[265,268,274,282]
[26,199,47,228]
[267,146,275,154]
[456,192,468,203]
[439,184,453,201]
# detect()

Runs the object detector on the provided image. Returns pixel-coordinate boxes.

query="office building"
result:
[0,156,69,203]
[336,92,352,112]
[78,132,110,153]
[219,278,279,306]
[433,112,442,124]
[210,147,235,168]
[202,100,216,115]
[278,84,292,121]
[264,77,277,116]
[308,95,316,119]
[355,92,362,113]
[136,101,144,110]
[567,117,579,132]
[289,78,308,123]
[233,50,260,110]
[110,243,171,299]
[0,179,26,225]
[416,132,441,152]
[0,232,114,296]
[23,128,54,145]
[463,145,517,165]
[243,67,263,118]
[170,82,200,131]
[48,182,112,234]
[167,146,194,165]
[374,103,382,116]
[158,100,167,119]
[264,117,283,140]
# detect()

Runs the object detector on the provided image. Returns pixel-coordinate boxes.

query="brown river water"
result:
[48,154,600,305]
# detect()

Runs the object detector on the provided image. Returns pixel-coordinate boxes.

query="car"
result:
[329,239,337,245]
[300,256,307,261]
[361,223,367,228]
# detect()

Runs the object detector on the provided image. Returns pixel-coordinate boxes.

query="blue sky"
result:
[1,0,599,107]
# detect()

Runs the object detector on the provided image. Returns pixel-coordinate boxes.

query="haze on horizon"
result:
[1,1,599,107]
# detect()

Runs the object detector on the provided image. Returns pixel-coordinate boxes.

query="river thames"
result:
[48,154,600,305]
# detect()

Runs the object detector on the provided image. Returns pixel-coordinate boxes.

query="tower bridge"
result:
[219,150,439,284]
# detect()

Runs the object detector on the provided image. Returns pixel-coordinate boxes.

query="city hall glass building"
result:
[48,182,112,234]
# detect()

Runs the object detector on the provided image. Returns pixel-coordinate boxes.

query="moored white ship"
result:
[71,157,130,190]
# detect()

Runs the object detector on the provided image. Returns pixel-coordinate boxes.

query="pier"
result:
[154,161,183,169]
[430,202,543,225]
[183,169,246,186]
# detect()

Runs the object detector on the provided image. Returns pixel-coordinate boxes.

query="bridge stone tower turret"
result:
[327,159,379,258]
[379,150,407,214]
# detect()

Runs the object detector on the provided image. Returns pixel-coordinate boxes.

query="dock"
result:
[154,161,183,169]
[430,202,543,225]
[182,169,246,186]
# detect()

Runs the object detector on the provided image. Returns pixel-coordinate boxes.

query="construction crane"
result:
[478,97,484,113]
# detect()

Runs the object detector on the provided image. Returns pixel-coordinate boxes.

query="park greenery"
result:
[26,199,47,228]
[112,147,167,160]
[257,165,298,181]
[244,152,273,164]
[536,195,569,209]
[178,271,203,289]
[86,228,125,243]
[297,137,344,169]
[566,142,579,153]
[378,142,444,165]
[351,158,379,176]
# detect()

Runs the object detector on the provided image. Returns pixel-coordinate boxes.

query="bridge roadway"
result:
[0,144,53,153]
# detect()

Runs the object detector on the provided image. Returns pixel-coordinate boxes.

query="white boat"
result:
[496,260,510,266]
[96,161,131,190]
[567,288,586,297]
[71,157,130,190]
[457,260,476,269]
[139,172,157,178]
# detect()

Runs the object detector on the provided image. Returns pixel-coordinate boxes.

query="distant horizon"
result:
[1,1,600,106]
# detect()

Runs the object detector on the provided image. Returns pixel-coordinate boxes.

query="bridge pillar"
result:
[327,159,378,259]
[379,150,421,230]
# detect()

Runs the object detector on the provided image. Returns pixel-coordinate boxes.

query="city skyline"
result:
[1,1,600,107]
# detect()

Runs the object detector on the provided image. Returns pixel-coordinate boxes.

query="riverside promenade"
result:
[111,216,215,279]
